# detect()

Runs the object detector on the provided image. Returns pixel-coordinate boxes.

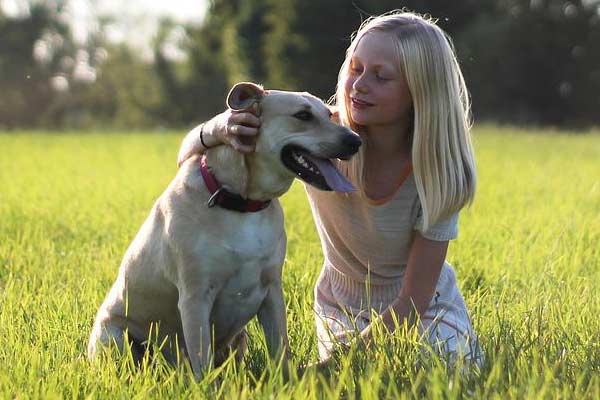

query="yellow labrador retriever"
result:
[87,82,361,378]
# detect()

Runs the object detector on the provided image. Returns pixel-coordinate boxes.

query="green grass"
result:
[1,126,599,398]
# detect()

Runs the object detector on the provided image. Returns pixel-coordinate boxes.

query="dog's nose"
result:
[342,133,362,152]
[337,133,362,160]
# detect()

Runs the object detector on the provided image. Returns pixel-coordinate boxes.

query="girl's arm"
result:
[360,233,448,344]
[312,234,447,369]
[177,106,260,167]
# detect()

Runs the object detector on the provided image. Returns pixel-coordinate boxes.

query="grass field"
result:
[1,126,599,398]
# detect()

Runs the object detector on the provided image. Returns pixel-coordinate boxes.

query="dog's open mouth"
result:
[281,145,355,192]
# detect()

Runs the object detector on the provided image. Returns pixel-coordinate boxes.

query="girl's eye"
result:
[293,111,313,121]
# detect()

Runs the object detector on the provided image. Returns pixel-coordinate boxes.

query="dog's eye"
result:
[293,111,313,121]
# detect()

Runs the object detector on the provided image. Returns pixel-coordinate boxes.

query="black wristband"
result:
[199,124,212,149]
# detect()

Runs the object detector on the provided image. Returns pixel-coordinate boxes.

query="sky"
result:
[1,0,208,23]
[1,0,208,59]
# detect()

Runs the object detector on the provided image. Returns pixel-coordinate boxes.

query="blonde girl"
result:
[178,10,481,366]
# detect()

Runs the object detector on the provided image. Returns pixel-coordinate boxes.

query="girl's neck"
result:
[363,124,413,200]
[364,123,412,159]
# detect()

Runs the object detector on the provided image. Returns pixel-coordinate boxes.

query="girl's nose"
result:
[353,73,368,93]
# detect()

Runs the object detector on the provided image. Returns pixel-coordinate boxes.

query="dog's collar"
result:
[199,156,271,213]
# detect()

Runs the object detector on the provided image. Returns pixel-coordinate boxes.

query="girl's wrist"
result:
[200,120,223,148]
[198,124,210,149]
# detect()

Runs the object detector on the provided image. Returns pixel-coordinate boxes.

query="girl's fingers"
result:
[226,124,257,138]
[234,125,259,136]
[231,111,261,127]
[224,110,259,153]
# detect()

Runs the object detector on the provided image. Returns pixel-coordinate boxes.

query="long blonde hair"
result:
[335,11,477,230]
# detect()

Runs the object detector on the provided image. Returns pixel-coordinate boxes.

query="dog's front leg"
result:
[178,289,214,379]
[257,283,291,370]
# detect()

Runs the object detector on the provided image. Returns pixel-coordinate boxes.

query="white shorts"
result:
[314,262,482,366]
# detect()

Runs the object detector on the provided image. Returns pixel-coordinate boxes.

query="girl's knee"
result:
[421,316,482,367]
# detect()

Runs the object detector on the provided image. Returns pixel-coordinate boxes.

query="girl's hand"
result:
[176,104,260,167]
[210,103,261,153]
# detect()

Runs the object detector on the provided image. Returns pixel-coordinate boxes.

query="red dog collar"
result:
[199,156,271,213]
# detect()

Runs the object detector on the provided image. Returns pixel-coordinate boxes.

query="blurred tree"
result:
[459,0,600,127]
[0,1,75,128]
[221,0,269,85]
[263,0,360,98]
[71,43,163,128]
[149,6,230,126]
[0,0,128,129]
[2,0,599,129]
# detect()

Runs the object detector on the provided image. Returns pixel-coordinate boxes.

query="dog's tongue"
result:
[304,155,355,192]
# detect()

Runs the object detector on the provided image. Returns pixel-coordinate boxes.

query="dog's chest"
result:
[209,214,284,267]
[200,212,285,335]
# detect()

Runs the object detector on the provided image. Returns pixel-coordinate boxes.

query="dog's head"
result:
[227,82,361,192]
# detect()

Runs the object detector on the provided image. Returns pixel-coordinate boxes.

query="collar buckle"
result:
[206,187,224,208]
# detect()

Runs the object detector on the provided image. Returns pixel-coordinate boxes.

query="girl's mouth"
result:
[351,97,374,107]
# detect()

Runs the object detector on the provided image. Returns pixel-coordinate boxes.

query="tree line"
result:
[1,0,599,130]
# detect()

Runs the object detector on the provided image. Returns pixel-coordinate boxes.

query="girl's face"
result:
[344,31,413,130]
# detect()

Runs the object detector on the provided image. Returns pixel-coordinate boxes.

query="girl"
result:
[178,11,481,366]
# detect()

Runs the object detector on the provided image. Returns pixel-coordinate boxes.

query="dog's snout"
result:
[337,133,362,160]
[342,133,362,151]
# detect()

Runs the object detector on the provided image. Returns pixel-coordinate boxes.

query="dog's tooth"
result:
[292,152,318,172]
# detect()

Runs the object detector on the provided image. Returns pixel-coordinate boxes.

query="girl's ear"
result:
[226,82,265,111]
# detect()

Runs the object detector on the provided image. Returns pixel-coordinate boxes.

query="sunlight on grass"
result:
[0,127,599,398]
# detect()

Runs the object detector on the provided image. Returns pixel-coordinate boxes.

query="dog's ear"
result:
[227,82,265,111]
